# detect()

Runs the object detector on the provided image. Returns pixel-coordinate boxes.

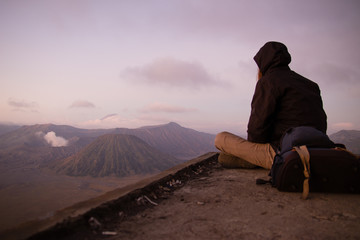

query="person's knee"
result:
[214,131,229,150]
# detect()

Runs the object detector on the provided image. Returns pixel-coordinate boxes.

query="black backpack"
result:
[263,126,360,199]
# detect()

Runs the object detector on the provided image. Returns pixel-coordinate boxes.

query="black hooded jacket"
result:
[247,42,327,149]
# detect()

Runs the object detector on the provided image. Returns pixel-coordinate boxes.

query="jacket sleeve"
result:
[247,78,278,143]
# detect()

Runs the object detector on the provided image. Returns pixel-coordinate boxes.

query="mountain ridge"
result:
[51,134,181,177]
[329,130,360,154]
[0,122,217,161]
[0,122,217,175]
[0,124,21,136]
[111,122,215,160]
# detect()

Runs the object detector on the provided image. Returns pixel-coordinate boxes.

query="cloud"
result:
[8,98,39,112]
[141,102,197,113]
[81,114,131,129]
[41,131,68,147]
[310,63,359,86]
[79,113,174,129]
[100,113,118,121]
[331,122,355,131]
[69,100,95,109]
[304,63,360,101]
[122,58,224,89]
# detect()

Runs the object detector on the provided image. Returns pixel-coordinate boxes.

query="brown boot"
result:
[218,152,258,169]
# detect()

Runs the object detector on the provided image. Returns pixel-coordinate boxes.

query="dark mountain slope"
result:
[52,134,181,177]
[330,130,360,154]
[0,124,21,136]
[112,122,216,160]
[0,138,93,170]
[0,124,100,169]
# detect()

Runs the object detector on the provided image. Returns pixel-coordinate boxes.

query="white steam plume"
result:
[44,131,68,147]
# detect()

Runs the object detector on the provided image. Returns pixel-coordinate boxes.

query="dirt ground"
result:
[7,152,360,240]
[104,166,360,240]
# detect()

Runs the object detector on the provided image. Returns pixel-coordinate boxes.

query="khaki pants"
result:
[214,131,276,169]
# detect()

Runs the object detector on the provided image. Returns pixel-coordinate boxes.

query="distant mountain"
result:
[0,124,21,136]
[0,122,216,160]
[52,134,182,177]
[112,122,216,160]
[0,122,216,175]
[0,124,112,149]
[330,130,360,154]
[0,138,92,169]
[0,124,111,169]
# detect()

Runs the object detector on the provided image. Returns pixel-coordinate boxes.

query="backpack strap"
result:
[294,145,310,200]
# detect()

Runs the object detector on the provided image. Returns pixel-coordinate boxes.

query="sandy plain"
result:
[0,167,150,232]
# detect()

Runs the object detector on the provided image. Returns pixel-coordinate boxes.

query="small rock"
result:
[136,196,145,205]
[102,231,117,236]
[118,211,126,221]
[162,187,171,192]
[88,217,102,230]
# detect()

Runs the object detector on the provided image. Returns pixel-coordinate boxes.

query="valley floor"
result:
[0,167,151,232]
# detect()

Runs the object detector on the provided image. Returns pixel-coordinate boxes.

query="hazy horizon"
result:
[1,0,360,136]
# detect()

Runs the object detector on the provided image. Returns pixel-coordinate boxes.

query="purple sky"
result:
[1,0,359,135]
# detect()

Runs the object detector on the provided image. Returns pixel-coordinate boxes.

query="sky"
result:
[1,0,359,136]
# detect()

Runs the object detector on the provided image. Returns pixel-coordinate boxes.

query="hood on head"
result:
[253,41,291,75]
